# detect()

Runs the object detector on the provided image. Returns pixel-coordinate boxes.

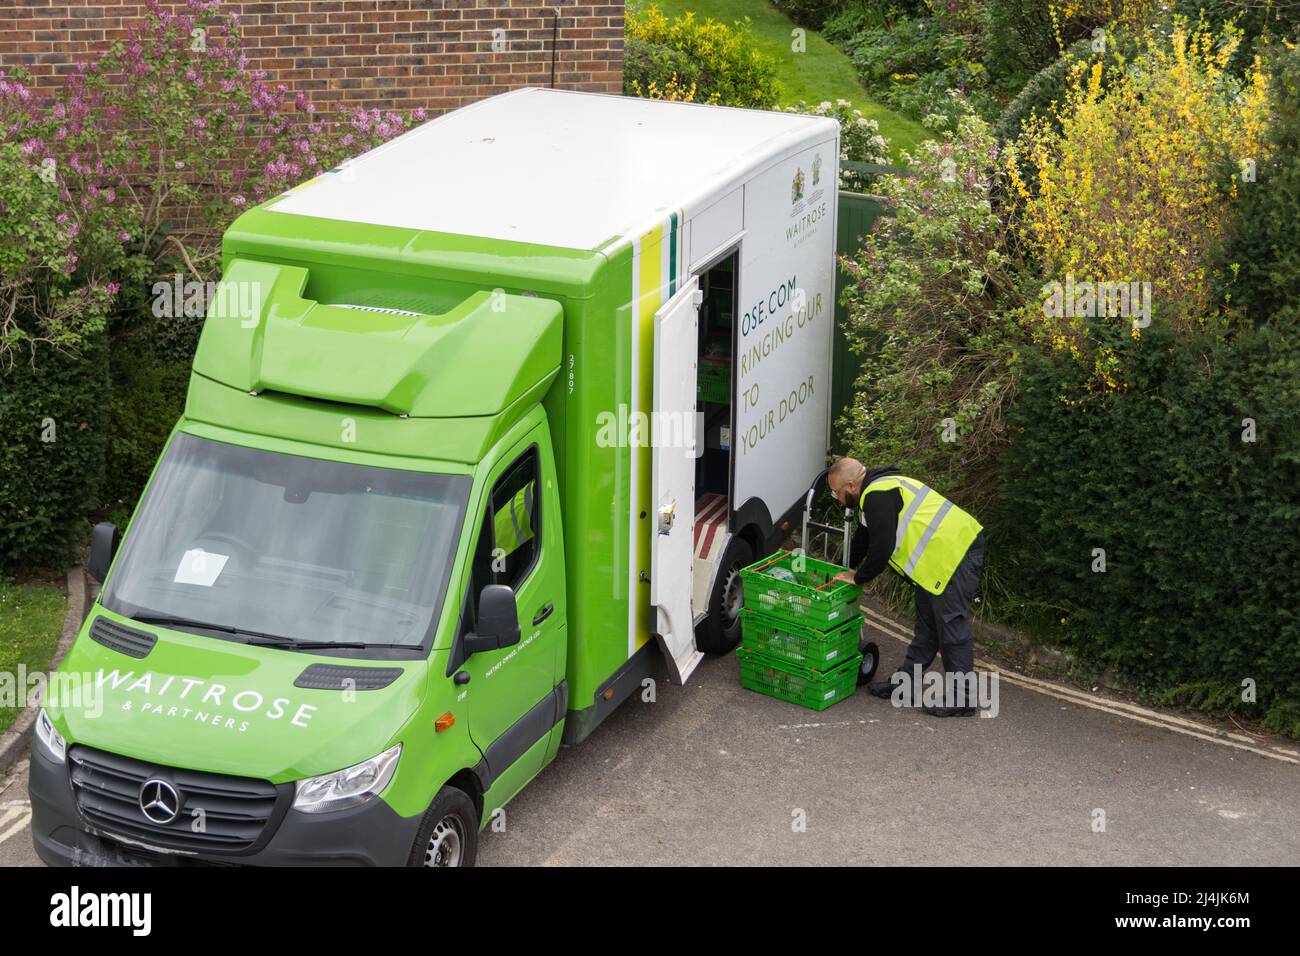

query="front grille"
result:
[68,745,288,855]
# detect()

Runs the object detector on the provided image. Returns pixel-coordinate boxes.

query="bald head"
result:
[827,457,867,507]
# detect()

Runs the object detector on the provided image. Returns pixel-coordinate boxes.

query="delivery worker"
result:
[826,457,985,717]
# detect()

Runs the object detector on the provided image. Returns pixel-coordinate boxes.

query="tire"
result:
[408,786,478,867]
[696,535,754,654]
[857,639,880,686]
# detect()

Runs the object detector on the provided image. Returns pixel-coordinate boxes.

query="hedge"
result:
[1000,320,1300,735]
[102,346,190,525]
[0,335,110,570]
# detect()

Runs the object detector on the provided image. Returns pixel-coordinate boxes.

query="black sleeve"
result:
[849,522,870,568]
[854,487,902,586]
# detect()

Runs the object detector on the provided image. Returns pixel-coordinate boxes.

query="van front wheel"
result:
[409,786,478,867]
[697,536,753,654]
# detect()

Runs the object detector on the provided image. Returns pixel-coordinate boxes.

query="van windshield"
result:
[101,433,471,653]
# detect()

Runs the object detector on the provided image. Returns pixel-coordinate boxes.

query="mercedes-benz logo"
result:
[138,778,181,825]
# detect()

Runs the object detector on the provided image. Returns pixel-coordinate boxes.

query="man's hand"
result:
[833,570,858,585]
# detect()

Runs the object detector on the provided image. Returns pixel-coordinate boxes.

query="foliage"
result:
[1001,319,1300,736]
[624,36,707,100]
[829,6,1001,125]
[1211,41,1300,326]
[838,110,1029,512]
[983,0,1163,94]
[782,98,892,190]
[1175,0,1300,56]
[1,0,419,569]
[0,121,118,363]
[991,37,1102,142]
[102,351,190,526]
[625,5,782,108]
[1005,22,1271,381]
[771,0,848,31]
[0,336,109,570]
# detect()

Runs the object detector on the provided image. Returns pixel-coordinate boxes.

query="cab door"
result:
[454,425,566,785]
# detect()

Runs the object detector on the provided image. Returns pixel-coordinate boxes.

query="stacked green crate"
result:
[698,356,730,404]
[737,550,863,710]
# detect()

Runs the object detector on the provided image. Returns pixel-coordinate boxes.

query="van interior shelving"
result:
[695,250,737,508]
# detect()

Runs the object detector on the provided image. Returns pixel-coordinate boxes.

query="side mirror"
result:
[463,584,521,657]
[88,522,120,583]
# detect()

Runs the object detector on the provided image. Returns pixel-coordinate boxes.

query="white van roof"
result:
[269,87,836,251]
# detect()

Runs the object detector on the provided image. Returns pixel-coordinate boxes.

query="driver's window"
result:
[461,446,541,634]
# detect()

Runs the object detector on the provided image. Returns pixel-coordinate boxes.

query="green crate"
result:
[741,608,861,668]
[738,648,862,711]
[698,359,730,404]
[739,550,860,629]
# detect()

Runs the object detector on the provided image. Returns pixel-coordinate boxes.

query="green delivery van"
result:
[30,88,841,866]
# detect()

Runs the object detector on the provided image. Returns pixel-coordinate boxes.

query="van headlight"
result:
[292,743,401,813]
[35,708,66,763]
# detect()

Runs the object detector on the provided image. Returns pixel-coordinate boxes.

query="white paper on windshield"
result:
[173,548,229,587]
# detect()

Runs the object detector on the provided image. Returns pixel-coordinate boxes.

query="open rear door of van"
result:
[651,277,702,684]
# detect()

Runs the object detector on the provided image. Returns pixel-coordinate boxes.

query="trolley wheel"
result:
[857,639,880,686]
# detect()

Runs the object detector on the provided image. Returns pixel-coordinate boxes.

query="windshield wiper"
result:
[131,615,411,651]
[132,614,239,634]
[243,639,416,651]
[131,614,297,645]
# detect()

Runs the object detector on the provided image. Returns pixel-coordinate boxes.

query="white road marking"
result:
[859,606,1300,766]
[0,802,32,845]
[776,719,880,730]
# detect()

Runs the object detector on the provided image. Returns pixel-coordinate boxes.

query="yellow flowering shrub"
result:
[1048,0,1164,44]
[625,6,780,109]
[629,76,715,104]
[1005,22,1270,381]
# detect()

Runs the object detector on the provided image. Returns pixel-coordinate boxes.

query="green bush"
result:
[823,0,900,43]
[838,112,1028,514]
[623,36,703,98]
[0,133,115,573]
[830,8,1000,124]
[0,336,109,570]
[771,0,847,30]
[982,0,1062,94]
[1001,320,1300,735]
[625,6,781,108]
[992,39,1106,142]
[102,348,189,525]
[1175,0,1300,59]
[1212,43,1300,326]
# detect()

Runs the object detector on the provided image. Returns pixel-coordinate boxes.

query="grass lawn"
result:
[634,0,929,161]
[0,577,66,734]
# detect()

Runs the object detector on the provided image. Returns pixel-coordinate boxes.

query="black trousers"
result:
[903,533,985,677]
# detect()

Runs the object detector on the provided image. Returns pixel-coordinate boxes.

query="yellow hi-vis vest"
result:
[860,475,982,596]
[493,480,536,555]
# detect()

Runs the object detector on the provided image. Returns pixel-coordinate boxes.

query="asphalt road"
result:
[3,641,1298,867]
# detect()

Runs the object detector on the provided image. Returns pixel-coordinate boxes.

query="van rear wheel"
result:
[697,536,753,654]
[409,786,478,867]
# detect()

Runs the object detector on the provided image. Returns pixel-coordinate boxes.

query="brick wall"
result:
[0,0,625,113]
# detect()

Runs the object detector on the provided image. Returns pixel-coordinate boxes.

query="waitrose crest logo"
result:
[95,667,317,732]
